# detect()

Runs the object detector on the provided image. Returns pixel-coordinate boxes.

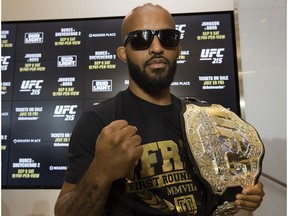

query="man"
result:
[55,3,264,216]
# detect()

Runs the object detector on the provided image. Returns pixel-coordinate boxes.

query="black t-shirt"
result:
[65,89,206,216]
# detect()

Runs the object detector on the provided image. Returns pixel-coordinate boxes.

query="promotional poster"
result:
[1,12,240,188]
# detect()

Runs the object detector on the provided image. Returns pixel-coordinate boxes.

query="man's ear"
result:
[117,46,127,63]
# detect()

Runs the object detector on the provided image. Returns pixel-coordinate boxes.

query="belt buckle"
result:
[182,103,264,196]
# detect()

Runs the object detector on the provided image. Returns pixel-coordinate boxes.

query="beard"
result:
[127,55,177,94]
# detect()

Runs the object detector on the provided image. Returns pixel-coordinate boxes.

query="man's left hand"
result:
[235,182,265,211]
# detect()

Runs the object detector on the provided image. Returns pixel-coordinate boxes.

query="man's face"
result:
[121,6,181,94]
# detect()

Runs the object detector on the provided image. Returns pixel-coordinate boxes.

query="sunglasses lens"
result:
[129,30,152,50]
[125,29,180,50]
[159,29,180,47]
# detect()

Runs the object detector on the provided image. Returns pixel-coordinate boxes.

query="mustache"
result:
[145,55,170,67]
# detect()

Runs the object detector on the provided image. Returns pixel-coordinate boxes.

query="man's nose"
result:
[148,35,164,54]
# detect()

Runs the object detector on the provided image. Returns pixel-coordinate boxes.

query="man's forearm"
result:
[55,174,112,216]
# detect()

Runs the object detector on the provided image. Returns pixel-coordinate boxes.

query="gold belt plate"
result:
[182,103,264,195]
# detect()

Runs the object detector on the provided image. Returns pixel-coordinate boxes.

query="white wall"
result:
[235,0,287,215]
[2,0,286,215]
[2,0,233,21]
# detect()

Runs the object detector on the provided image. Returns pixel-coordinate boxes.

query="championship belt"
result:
[180,99,265,216]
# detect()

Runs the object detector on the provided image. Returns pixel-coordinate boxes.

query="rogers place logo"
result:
[49,166,67,171]
[24,32,44,44]
[92,80,112,92]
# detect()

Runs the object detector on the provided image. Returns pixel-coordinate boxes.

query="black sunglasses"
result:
[124,29,181,50]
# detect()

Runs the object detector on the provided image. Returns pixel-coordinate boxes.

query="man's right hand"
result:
[92,119,143,182]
